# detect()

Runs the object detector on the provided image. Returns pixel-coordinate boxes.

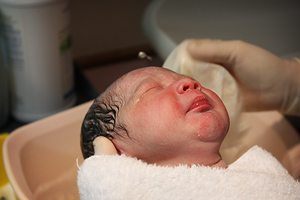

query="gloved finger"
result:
[187,39,242,66]
[93,136,118,155]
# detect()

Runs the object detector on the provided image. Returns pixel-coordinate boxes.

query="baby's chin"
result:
[207,124,228,143]
[190,115,228,143]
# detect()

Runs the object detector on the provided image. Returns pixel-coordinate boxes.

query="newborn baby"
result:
[81,66,229,168]
[79,66,300,200]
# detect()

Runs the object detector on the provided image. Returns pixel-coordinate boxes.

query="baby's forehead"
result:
[110,67,181,99]
[125,67,178,84]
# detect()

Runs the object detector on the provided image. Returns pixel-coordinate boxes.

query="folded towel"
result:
[77,146,300,200]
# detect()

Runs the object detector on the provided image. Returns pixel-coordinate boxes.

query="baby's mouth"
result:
[187,96,211,113]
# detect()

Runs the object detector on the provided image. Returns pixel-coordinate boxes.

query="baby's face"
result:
[113,67,229,166]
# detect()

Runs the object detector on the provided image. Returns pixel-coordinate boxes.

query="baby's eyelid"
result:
[142,86,156,96]
[141,84,162,97]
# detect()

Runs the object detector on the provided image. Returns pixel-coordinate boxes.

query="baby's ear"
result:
[93,136,118,155]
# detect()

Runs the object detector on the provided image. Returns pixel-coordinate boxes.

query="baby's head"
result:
[81,67,230,167]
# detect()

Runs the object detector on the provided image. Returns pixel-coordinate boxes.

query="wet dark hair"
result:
[80,93,128,159]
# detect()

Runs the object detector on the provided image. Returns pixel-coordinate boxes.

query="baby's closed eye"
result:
[141,84,163,98]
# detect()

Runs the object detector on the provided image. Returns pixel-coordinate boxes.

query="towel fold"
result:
[77,146,300,200]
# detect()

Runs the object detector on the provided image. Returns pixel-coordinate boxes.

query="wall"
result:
[70,0,153,65]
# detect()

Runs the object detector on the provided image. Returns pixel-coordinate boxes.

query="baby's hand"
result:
[93,136,118,155]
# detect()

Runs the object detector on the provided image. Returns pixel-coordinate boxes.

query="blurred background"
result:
[71,0,156,66]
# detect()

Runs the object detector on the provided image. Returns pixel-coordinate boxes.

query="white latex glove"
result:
[282,144,300,180]
[187,39,300,115]
[93,136,118,155]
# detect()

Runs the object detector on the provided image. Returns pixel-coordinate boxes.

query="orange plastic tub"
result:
[3,101,92,200]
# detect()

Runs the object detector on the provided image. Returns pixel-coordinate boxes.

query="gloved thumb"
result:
[93,136,118,155]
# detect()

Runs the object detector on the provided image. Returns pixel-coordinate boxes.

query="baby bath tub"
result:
[3,101,92,200]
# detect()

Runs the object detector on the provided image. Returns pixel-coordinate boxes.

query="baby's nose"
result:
[176,78,202,94]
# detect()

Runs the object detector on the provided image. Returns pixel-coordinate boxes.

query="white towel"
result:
[77,146,300,200]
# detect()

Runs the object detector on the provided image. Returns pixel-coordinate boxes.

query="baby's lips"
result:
[188,96,211,113]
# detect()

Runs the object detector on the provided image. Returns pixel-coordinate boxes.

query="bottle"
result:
[0,0,76,122]
[0,45,9,128]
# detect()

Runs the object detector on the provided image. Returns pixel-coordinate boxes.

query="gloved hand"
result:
[187,39,300,114]
[93,136,118,155]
